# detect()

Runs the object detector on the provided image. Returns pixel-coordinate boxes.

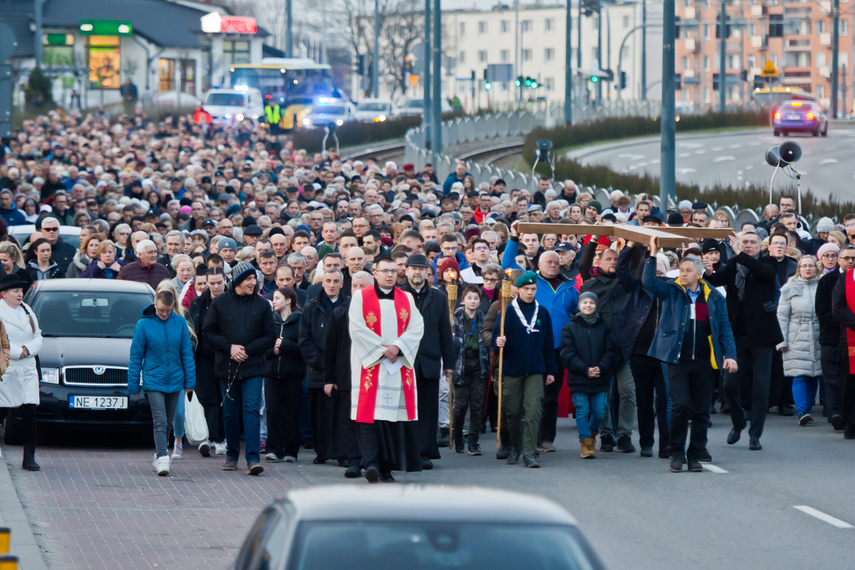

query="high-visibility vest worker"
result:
[265,103,281,125]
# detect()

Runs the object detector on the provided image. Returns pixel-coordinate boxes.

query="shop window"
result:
[159,59,175,92]
[86,36,120,89]
[224,40,251,64]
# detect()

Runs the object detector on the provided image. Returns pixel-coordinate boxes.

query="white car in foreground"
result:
[202,88,265,125]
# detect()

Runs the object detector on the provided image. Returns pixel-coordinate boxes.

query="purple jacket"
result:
[117,260,171,289]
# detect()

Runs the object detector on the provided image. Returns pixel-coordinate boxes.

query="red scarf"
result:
[846,269,855,373]
[355,287,417,423]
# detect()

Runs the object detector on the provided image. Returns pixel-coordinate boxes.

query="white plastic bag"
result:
[184,391,209,445]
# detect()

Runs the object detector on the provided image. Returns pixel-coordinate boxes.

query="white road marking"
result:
[682,142,703,149]
[820,158,839,165]
[793,506,854,529]
[618,153,646,161]
[711,146,723,151]
[728,144,742,149]
[679,153,692,158]
[650,159,660,164]
[694,150,705,155]
[745,165,754,170]
[713,156,735,163]
[702,464,728,474]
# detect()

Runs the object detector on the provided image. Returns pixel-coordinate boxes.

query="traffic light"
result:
[605,68,614,82]
[675,73,682,90]
[712,72,720,91]
[675,16,681,39]
[531,78,539,89]
[716,15,731,38]
[524,77,532,87]
[404,55,414,74]
[515,76,523,87]
[590,75,599,83]
[483,68,491,90]
[753,75,765,90]
[619,71,627,90]
[582,0,599,16]
[740,69,748,81]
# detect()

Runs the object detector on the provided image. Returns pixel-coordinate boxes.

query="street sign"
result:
[79,20,133,36]
[761,60,779,78]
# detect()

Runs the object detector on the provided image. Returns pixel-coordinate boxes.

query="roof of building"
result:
[0,0,267,59]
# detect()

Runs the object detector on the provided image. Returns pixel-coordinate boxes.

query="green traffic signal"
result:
[524,77,532,86]
[531,80,538,89]
[485,81,492,90]
[590,76,599,83]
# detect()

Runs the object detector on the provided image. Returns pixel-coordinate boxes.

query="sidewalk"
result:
[0,448,48,570]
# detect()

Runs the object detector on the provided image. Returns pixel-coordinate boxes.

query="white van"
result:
[202,87,265,125]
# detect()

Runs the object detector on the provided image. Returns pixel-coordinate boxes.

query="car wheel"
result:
[782,131,788,136]
[773,129,780,136]
[3,414,24,445]
[812,127,820,137]
[822,125,828,137]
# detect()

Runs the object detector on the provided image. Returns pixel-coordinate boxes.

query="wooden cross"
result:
[517,223,735,249]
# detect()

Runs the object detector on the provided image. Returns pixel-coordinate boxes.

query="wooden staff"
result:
[496,278,512,450]
[446,279,457,450]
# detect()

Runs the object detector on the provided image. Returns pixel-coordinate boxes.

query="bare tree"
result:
[380,1,423,98]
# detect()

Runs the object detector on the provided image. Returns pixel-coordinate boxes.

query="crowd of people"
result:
[0,108,854,479]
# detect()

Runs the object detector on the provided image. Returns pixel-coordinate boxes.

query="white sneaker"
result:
[213,442,227,456]
[264,452,284,462]
[172,442,183,460]
[198,441,211,457]
[155,455,170,476]
[284,455,297,463]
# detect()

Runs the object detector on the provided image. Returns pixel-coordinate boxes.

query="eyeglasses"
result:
[474,246,489,252]
[42,227,58,232]
[821,253,838,259]
[841,256,855,262]
[375,268,397,274]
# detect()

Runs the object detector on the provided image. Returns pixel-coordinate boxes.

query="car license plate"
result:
[69,396,128,410]
[787,114,800,120]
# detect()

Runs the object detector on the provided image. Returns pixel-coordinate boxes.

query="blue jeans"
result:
[792,375,820,416]
[146,391,180,458]
[172,393,185,440]
[572,391,608,441]
[223,376,263,464]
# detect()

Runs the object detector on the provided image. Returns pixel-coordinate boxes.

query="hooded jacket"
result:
[128,304,196,394]
[265,310,305,380]
[777,277,822,378]
[451,305,490,385]
[560,312,621,393]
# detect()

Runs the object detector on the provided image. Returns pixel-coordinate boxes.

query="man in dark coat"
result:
[40,217,77,273]
[400,254,455,470]
[830,260,855,439]
[816,245,855,429]
[299,268,346,464]
[323,270,373,478]
[766,231,799,416]
[706,230,783,451]
[202,261,275,475]
[117,239,171,289]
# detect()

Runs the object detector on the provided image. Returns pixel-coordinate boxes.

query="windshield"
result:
[780,101,816,112]
[357,103,389,112]
[402,100,423,109]
[289,522,600,569]
[315,106,346,115]
[30,291,153,338]
[205,93,246,106]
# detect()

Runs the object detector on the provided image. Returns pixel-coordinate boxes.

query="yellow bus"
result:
[752,86,817,107]
[229,58,337,130]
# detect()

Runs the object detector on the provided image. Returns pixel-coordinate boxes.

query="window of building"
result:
[500,49,510,62]
[478,50,488,62]
[681,56,689,70]
[623,15,630,28]
[703,55,710,71]
[521,20,532,32]
[545,77,555,90]
[459,22,465,35]
[522,49,532,62]
[459,51,466,64]
[86,35,121,89]
[159,59,175,92]
[478,21,487,34]
[817,20,826,34]
[841,19,848,36]
[43,34,74,67]
[545,48,555,61]
[816,52,826,67]
[703,24,710,39]
[158,58,195,93]
[223,40,250,64]
[747,54,756,68]
[817,85,825,98]
[501,20,510,33]
[545,18,554,31]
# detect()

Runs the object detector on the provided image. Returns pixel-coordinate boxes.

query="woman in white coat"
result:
[776,256,822,427]
[0,274,44,471]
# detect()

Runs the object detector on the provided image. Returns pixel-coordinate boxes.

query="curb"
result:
[0,452,48,570]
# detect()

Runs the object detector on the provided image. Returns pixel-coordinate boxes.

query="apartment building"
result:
[676,0,853,110]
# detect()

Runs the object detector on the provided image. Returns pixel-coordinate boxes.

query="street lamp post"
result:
[597,0,603,100]
[642,0,647,100]
[719,0,726,112]
[424,0,432,145]
[565,0,573,123]
[661,0,676,206]
[831,0,840,117]
[373,0,380,97]
[285,0,293,57]
[431,0,442,160]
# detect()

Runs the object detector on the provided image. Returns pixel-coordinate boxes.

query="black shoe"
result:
[381,472,395,482]
[749,436,762,450]
[365,465,380,483]
[779,405,795,417]
[337,458,348,468]
[727,422,746,445]
[421,457,434,470]
[454,437,464,453]
[22,459,40,472]
[687,458,703,472]
[312,456,327,465]
[616,435,636,453]
[301,437,314,449]
[467,442,482,456]
[600,434,616,452]
[507,449,520,465]
[799,413,813,426]
[844,424,855,440]
[640,446,653,457]
[658,449,671,459]
[670,455,684,472]
[523,454,540,468]
[496,445,511,460]
[831,415,845,431]
[437,427,450,447]
[697,449,712,463]
[720,404,731,414]
[344,464,361,479]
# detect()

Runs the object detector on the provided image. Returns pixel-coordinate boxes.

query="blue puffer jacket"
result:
[128,304,196,394]
[501,238,579,348]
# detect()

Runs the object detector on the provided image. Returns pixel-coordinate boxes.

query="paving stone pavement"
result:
[4,443,303,570]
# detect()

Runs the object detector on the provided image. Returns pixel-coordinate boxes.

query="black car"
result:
[4,279,154,443]
[232,485,605,570]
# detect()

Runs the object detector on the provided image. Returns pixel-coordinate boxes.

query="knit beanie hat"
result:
[578,291,599,305]
[231,261,256,287]
[586,200,602,214]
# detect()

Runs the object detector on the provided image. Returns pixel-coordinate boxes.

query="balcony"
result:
[750,4,765,17]
[683,68,696,78]
[820,32,831,46]
[684,38,700,52]
[784,38,812,50]
[726,39,742,52]
[819,66,831,78]
[819,0,832,13]
[751,35,768,49]
[683,6,696,19]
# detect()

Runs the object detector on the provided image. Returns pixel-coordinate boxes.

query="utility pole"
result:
[831,0,840,117]
[660,0,676,206]
[606,5,611,99]
[515,0,521,104]
[424,0,432,146]
[431,0,442,160]
[642,0,647,100]
[372,0,380,97]
[719,0,726,112]
[578,0,583,105]
[321,0,328,64]
[285,0,293,57]
[565,0,573,123]
[34,0,43,67]
[597,0,603,100]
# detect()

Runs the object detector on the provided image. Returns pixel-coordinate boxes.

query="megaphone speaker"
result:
[779,141,802,164]
[765,146,782,167]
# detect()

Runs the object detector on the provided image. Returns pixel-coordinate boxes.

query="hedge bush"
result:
[290,116,421,152]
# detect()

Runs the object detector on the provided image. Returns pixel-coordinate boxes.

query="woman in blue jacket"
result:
[128,287,196,476]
